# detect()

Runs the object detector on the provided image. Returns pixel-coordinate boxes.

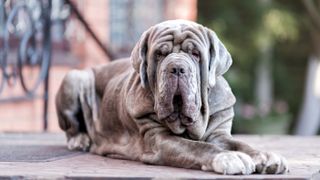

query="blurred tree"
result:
[198,0,311,134]
[198,0,265,102]
[295,0,320,135]
[255,0,299,116]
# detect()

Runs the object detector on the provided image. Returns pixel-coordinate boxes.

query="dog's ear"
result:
[131,30,150,88]
[206,28,232,88]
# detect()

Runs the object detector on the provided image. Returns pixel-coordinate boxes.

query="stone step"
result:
[0,133,319,179]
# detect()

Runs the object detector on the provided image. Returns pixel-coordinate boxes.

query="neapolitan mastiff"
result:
[56,20,288,175]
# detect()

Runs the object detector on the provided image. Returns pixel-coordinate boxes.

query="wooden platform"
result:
[0,133,319,179]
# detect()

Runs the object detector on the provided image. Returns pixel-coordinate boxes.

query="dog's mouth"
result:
[166,94,196,126]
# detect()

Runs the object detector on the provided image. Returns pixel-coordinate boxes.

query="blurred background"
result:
[0,0,319,135]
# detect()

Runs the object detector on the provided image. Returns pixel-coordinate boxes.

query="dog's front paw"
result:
[202,151,255,175]
[67,133,91,152]
[253,152,288,174]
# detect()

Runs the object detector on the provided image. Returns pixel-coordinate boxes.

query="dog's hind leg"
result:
[55,69,97,152]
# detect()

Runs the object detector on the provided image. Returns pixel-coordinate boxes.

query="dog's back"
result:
[93,58,132,98]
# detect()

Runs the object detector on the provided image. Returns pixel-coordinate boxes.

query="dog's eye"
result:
[155,51,167,60]
[155,51,163,59]
[191,51,200,60]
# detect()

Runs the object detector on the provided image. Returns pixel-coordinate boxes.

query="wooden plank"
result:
[0,133,319,179]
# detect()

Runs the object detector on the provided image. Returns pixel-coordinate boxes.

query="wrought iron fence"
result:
[0,0,52,130]
[0,0,112,131]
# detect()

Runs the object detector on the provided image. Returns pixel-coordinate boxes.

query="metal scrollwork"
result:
[0,0,112,131]
[0,0,51,130]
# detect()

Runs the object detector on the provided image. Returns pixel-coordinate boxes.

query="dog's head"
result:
[131,20,232,139]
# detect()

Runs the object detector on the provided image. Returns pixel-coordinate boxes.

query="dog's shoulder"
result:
[92,59,154,119]
[208,76,236,115]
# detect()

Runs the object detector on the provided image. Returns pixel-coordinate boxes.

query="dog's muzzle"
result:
[155,53,200,133]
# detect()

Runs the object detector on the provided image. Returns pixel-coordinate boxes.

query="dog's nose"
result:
[181,116,196,126]
[169,64,186,76]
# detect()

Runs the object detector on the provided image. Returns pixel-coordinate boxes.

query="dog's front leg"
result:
[205,108,289,174]
[137,118,255,175]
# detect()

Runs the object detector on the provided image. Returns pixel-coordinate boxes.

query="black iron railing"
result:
[65,0,114,60]
[0,0,112,131]
[0,0,52,130]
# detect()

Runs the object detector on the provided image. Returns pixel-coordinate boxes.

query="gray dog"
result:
[56,20,288,175]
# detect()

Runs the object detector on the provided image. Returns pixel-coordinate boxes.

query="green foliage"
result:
[232,112,291,134]
[198,0,311,133]
[265,9,299,40]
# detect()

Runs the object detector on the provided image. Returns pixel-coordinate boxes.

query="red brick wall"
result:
[70,0,110,67]
[70,0,197,66]
[0,0,198,132]
[165,0,197,21]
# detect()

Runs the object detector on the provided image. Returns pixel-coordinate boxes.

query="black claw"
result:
[255,164,264,173]
[266,164,279,174]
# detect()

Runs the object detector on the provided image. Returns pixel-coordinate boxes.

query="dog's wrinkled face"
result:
[131,20,232,139]
[155,51,201,135]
